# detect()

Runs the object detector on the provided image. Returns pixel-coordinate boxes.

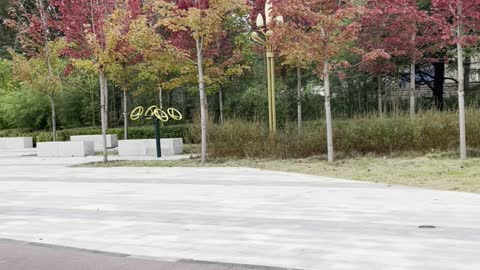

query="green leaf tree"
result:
[9,39,67,140]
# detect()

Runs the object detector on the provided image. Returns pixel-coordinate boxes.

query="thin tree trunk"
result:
[158,86,164,127]
[324,60,334,162]
[104,77,109,129]
[219,87,224,125]
[410,60,416,117]
[111,84,116,127]
[91,86,96,126]
[433,59,445,110]
[196,38,208,163]
[123,88,128,140]
[37,0,56,140]
[457,40,467,160]
[49,95,57,142]
[377,75,383,116]
[99,72,108,163]
[464,55,471,94]
[296,66,302,130]
[158,86,163,110]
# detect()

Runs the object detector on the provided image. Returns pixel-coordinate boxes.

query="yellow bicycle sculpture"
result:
[130,106,182,122]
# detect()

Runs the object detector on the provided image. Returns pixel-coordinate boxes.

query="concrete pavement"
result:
[1,149,480,269]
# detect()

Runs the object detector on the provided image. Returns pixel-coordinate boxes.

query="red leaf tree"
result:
[270,0,362,162]
[8,0,63,140]
[431,0,480,159]
[52,0,142,162]
[358,0,425,116]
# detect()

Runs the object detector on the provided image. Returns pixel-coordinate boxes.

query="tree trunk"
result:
[90,86,96,126]
[219,87,224,125]
[123,88,128,140]
[158,86,163,110]
[457,41,467,160]
[158,86,164,127]
[464,55,471,94]
[37,0,56,140]
[99,72,108,164]
[377,75,383,116]
[105,77,109,129]
[324,60,334,162]
[297,66,302,130]
[410,60,416,117]
[49,95,57,142]
[196,38,208,163]
[433,59,445,110]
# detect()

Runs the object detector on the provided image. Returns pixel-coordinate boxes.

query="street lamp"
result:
[251,0,283,133]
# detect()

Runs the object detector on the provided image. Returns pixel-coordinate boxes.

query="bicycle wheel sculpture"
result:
[130,105,182,122]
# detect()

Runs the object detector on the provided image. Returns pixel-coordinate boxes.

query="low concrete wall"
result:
[0,137,33,149]
[118,138,183,157]
[70,135,118,152]
[37,141,95,157]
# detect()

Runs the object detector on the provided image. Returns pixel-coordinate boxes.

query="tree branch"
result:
[416,69,434,91]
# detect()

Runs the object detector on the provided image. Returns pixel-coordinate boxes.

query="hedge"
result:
[0,124,195,145]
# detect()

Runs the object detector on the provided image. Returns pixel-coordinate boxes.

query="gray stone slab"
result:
[0,137,33,149]
[118,138,183,156]
[70,135,118,152]
[37,141,95,157]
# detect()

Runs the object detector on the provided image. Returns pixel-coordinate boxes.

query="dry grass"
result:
[84,152,480,193]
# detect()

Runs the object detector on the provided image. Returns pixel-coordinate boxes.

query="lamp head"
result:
[256,14,264,28]
[276,15,284,24]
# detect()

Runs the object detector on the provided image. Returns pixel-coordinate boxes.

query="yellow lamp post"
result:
[251,1,283,133]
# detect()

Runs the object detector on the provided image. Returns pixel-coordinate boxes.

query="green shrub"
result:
[208,109,480,159]
[0,124,194,145]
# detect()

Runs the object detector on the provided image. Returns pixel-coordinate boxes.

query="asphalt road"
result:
[0,239,287,270]
[1,150,480,269]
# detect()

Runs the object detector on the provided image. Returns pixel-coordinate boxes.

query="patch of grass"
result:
[81,153,480,193]
[183,144,201,154]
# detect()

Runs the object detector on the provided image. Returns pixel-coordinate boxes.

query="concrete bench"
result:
[118,138,183,157]
[37,141,95,157]
[0,137,33,149]
[70,135,118,152]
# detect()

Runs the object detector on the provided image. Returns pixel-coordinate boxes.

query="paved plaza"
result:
[1,149,480,269]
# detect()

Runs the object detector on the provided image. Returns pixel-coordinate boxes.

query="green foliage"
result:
[0,124,194,144]
[208,109,480,158]
[9,40,68,96]
[0,60,51,129]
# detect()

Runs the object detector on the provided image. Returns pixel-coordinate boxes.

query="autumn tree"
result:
[9,40,66,140]
[53,0,141,162]
[125,11,187,119]
[154,0,249,163]
[358,0,425,116]
[7,0,62,140]
[431,0,480,159]
[271,0,317,130]
[209,20,252,125]
[271,0,361,162]
[102,6,145,139]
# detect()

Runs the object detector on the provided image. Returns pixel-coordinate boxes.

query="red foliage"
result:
[8,0,60,56]
[51,0,144,69]
[51,0,115,57]
[358,0,425,75]
[431,0,480,46]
